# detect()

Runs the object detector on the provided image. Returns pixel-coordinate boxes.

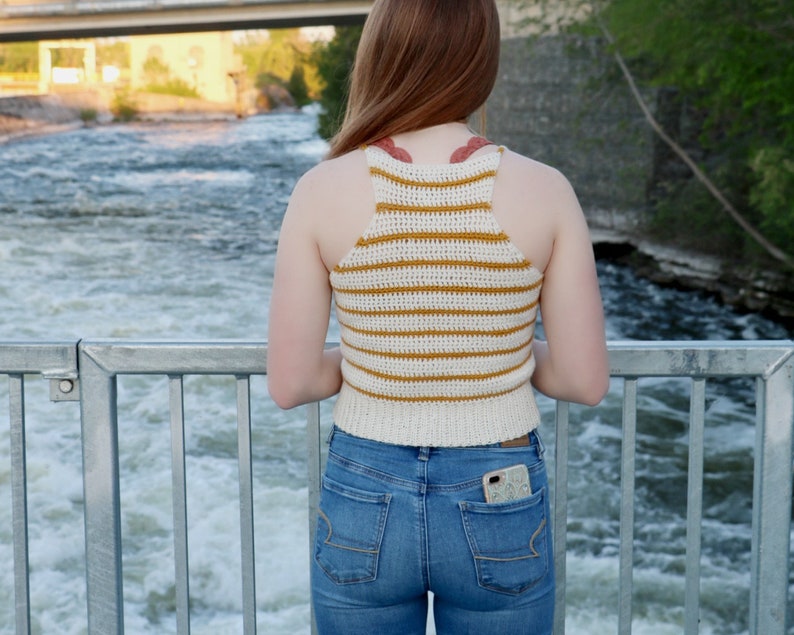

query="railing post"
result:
[78,344,124,635]
[684,378,706,634]
[306,401,322,635]
[168,376,191,635]
[9,374,31,635]
[236,376,257,635]
[749,353,793,635]
[552,400,570,635]
[618,378,638,635]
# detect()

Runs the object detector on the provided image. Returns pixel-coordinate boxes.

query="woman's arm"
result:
[530,173,610,406]
[267,168,343,409]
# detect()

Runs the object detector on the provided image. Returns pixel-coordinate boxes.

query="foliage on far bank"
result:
[514,0,794,265]
[0,43,38,73]
[110,88,138,122]
[235,29,319,108]
[141,56,201,98]
[311,26,362,141]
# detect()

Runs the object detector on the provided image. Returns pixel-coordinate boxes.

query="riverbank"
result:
[0,90,247,140]
[0,93,87,143]
[587,208,794,328]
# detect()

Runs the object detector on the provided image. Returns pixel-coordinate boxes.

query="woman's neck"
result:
[388,122,480,163]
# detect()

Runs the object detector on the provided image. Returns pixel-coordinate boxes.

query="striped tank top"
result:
[329,139,544,447]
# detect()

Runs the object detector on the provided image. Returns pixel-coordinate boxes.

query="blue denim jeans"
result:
[311,427,554,634]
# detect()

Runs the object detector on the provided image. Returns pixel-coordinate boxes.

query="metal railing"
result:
[0,0,368,16]
[2,339,792,634]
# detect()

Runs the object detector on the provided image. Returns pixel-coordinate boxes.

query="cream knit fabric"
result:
[329,144,544,447]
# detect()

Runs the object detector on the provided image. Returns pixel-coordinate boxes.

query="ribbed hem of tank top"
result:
[331,384,541,448]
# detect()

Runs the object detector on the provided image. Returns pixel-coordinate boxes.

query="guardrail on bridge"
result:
[0,0,372,41]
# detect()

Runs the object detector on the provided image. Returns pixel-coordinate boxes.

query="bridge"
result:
[0,0,372,42]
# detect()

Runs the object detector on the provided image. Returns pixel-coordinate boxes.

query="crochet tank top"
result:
[329,138,544,447]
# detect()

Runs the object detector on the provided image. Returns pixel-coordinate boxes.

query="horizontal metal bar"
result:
[608,340,793,378]
[0,341,78,378]
[75,339,794,379]
[79,340,267,376]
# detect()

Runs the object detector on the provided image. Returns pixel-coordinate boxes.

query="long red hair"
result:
[326,0,501,159]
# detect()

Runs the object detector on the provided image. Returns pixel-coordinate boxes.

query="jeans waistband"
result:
[328,426,545,456]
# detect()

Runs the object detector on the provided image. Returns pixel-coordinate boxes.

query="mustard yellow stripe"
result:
[369,166,498,188]
[338,317,536,338]
[345,352,532,384]
[342,379,527,403]
[341,336,532,360]
[334,278,543,296]
[375,202,491,214]
[356,231,508,247]
[335,299,539,318]
[333,257,533,274]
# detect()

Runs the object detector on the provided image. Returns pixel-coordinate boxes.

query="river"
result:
[0,109,791,634]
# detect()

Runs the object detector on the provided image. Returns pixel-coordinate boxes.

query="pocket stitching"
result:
[318,508,382,555]
[473,516,547,562]
[314,478,391,585]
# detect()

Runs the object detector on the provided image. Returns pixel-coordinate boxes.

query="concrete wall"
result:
[129,32,239,105]
[487,35,654,217]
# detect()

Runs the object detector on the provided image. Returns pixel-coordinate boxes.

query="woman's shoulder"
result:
[497,148,580,215]
[499,148,571,190]
[289,150,371,222]
[298,147,368,190]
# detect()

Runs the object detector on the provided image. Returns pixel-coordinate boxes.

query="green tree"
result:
[0,43,38,73]
[515,0,794,264]
[96,39,130,69]
[601,0,794,260]
[51,47,85,68]
[140,56,200,98]
[142,56,170,86]
[235,29,322,101]
[287,65,311,107]
[311,25,362,140]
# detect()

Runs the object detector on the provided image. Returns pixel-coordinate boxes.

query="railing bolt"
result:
[50,378,80,401]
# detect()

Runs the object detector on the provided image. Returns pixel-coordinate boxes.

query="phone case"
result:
[482,463,531,503]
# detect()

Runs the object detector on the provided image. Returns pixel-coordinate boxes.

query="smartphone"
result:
[482,463,532,503]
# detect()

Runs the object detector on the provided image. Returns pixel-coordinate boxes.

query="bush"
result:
[750,146,794,245]
[110,89,138,122]
[79,108,98,123]
[144,78,200,99]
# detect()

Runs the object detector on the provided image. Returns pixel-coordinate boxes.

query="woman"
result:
[267,0,609,632]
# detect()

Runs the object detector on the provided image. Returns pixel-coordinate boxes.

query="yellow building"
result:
[129,32,240,105]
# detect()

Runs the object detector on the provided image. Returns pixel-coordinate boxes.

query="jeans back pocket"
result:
[459,488,550,595]
[314,475,391,585]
